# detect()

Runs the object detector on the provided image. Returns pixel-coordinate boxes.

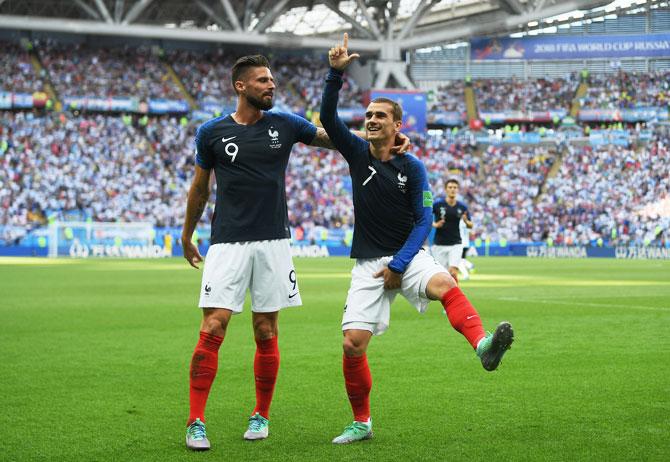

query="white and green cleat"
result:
[332,420,373,444]
[477,321,514,371]
[186,418,210,451]
[243,413,269,440]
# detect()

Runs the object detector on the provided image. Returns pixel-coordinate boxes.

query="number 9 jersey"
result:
[194,112,317,245]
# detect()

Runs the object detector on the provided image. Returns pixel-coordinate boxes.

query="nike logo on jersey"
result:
[288,292,299,299]
[221,136,237,143]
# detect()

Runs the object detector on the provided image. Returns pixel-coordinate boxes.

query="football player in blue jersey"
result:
[320,34,514,445]
[181,54,409,450]
[432,178,474,281]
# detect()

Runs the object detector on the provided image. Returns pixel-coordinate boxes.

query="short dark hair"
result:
[370,97,403,121]
[231,55,270,93]
[446,178,459,187]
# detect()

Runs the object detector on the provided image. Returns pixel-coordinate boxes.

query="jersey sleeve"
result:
[281,112,318,145]
[194,123,214,170]
[319,67,369,163]
[388,157,433,274]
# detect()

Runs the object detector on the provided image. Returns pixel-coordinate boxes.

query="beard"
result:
[247,93,274,111]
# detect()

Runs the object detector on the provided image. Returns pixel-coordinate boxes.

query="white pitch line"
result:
[498,296,670,312]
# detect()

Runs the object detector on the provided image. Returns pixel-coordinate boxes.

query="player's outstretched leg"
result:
[427,273,514,370]
[440,284,486,349]
[476,321,514,371]
[186,330,223,451]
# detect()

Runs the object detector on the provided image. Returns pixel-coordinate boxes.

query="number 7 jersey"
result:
[194,112,317,244]
[319,68,433,274]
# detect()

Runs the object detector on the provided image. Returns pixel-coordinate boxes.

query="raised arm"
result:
[309,126,374,150]
[181,165,211,269]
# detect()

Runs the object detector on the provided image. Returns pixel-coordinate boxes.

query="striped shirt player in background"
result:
[320,33,515,445]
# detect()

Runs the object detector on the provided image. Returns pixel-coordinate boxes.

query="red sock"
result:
[252,336,280,419]
[343,354,372,422]
[441,287,486,349]
[188,331,223,425]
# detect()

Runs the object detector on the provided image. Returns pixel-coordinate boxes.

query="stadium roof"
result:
[0,0,654,50]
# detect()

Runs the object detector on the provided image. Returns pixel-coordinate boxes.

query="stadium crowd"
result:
[38,42,184,100]
[1,110,668,247]
[169,50,365,114]
[0,41,46,94]
[474,76,577,112]
[1,39,668,248]
[0,112,202,244]
[428,81,466,113]
[536,139,669,246]
[581,70,670,109]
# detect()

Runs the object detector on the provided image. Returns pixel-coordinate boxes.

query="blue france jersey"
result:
[433,199,469,245]
[195,112,317,244]
[320,68,433,274]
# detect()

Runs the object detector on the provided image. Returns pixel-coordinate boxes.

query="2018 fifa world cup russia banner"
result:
[370,89,427,133]
[471,33,670,60]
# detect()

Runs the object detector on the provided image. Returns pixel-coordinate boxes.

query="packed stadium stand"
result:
[1,0,669,253]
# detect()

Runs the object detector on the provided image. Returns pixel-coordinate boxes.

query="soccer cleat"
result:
[185,418,210,451]
[476,321,514,371]
[243,413,269,440]
[332,420,373,444]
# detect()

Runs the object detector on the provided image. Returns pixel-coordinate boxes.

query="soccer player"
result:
[181,54,409,450]
[432,179,473,281]
[320,34,514,445]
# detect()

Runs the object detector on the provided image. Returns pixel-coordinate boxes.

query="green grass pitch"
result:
[1,256,669,461]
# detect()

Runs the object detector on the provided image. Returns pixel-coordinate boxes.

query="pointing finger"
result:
[343,32,349,49]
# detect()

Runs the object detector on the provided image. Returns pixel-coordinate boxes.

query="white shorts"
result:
[342,249,447,335]
[198,239,301,313]
[431,244,463,269]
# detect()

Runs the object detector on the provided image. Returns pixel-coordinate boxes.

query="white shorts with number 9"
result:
[198,239,301,313]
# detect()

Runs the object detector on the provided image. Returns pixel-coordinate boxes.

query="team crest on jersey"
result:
[268,126,281,149]
[397,172,408,193]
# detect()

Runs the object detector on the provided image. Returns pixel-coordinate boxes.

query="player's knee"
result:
[342,336,366,357]
[425,272,457,300]
[253,314,278,341]
[201,310,231,337]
